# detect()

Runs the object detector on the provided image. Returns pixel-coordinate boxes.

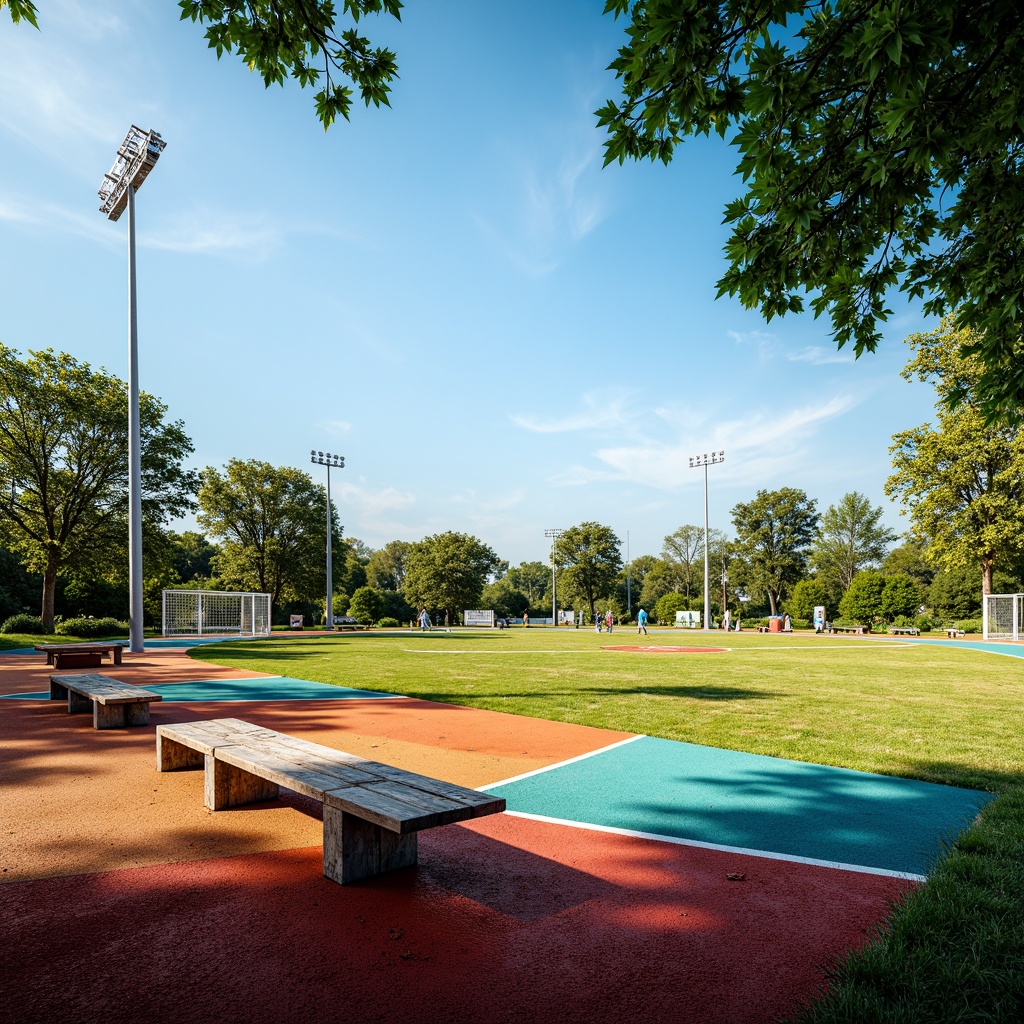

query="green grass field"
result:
[193,627,1024,1023]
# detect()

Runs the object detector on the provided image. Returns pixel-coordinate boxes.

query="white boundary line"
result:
[499,810,928,882]
[479,734,646,789]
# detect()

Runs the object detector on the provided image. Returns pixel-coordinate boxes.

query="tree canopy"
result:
[885,318,1024,594]
[811,491,896,597]
[598,0,1024,421]
[402,531,500,623]
[731,487,819,615]
[197,458,329,607]
[553,522,623,618]
[0,345,197,629]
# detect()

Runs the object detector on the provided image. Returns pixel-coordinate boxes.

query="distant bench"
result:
[50,673,161,729]
[889,626,921,636]
[156,718,506,884]
[945,628,966,638]
[828,624,871,635]
[36,642,124,670]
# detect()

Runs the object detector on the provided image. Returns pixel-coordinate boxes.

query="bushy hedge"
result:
[55,617,129,638]
[954,617,983,634]
[0,613,47,635]
[376,617,401,628]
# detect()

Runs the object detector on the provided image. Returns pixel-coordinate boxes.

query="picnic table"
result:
[50,673,161,729]
[36,642,124,670]
[156,718,506,884]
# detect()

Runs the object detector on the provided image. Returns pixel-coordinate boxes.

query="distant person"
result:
[523,610,529,628]
[783,613,792,632]
[605,609,613,633]
[723,608,731,632]
[734,615,742,632]
[595,612,602,633]
[418,608,430,631]
[637,607,648,635]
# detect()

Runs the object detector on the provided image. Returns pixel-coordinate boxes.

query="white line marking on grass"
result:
[479,734,646,789]
[400,649,596,655]
[735,643,915,651]
[499,811,927,882]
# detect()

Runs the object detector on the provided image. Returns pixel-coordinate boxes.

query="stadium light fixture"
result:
[688,451,725,632]
[311,451,345,629]
[97,126,166,654]
[544,529,564,627]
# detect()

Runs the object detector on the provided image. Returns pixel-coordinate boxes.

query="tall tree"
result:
[882,535,936,588]
[402,531,500,623]
[197,459,328,608]
[811,492,897,595]
[505,561,551,607]
[885,319,1024,596]
[365,539,412,592]
[731,488,819,615]
[661,524,705,599]
[0,346,198,630]
[598,1,1024,420]
[553,522,623,619]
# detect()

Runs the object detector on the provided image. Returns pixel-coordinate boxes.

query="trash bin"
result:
[769,616,782,633]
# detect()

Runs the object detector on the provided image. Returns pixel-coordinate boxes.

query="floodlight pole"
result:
[98,126,166,654]
[126,185,143,652]
[311,451,345,629]
[626,530,631,619]
[689,451,725,632]
[545,529,563,627]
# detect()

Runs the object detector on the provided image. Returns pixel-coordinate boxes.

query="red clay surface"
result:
[0,813,910,1024]
[0,644,914,1023]
[602,645,729,654]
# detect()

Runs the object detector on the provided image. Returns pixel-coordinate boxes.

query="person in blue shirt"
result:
[637,607,648,635]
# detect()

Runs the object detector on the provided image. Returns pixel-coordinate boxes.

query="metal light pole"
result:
[626,530,631,620]
[689,451,725,632]
[98,126,166,653]
[311,451,345,628]
[544,528,563,626]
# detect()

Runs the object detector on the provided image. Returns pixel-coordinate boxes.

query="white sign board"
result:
[813,606,826,630]
[558,610,576,625]
[675,610,701,628]
[464,609,494,627]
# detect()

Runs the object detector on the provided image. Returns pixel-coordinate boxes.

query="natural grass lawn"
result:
[196,628,1024,1022]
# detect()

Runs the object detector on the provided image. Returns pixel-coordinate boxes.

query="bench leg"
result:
[50,680,69,702]
[94,702,126,729]
[113,647,123,665]
[157,735,205,772]
[124,703,151,726]
[68,690,93,715]
[205,754,279,810]
[322,806,417,884]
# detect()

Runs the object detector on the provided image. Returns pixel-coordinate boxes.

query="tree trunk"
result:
[981,557,994,597]
[41,546,61,632]
[768,590,779,616]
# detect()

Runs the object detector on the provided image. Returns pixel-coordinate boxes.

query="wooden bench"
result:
[829,624,871,635]
[890,626,921,636]
[50,673,162,729]
[945,628,966,638]
[156,718,506,884]
[36,642,124,670]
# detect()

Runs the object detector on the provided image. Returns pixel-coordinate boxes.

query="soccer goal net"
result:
[983,593,1023,641]
[162,590,272,637]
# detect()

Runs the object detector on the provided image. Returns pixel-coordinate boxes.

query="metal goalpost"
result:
[162,589,272,637]
[983,593,1023,641]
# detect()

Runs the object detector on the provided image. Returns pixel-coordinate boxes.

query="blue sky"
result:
[0,0,940,566]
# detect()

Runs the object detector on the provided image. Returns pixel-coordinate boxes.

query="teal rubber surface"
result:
[1,676,400,702]
[487,736,991,876]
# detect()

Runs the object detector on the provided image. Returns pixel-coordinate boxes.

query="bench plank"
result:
[156,717,506,883]
[50,673,161,729]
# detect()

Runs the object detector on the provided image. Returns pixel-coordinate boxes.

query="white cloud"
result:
[552,394,860,490]
[141,212,283,260]
[321,420,352,437]
[511,392,636,434]
[786,345,855,365]
[336,482,416,519]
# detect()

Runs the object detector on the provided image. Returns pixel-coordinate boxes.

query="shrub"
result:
[376,617,401,628]
[839,570,886,622]
[55,616,129,638]
[348,586,383,625]
[654,592,691,625]
[789,618,811,630]
[915,615,934,632]
[0,613,47,635]
[954,617,983,635]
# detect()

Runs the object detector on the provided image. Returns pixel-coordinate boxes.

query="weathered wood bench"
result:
[156,718,506,884]
[890,626,921,636]
[50,673,162,729]
[945,628,966,638]
[36,642,124,670]
[829,624,871,635]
